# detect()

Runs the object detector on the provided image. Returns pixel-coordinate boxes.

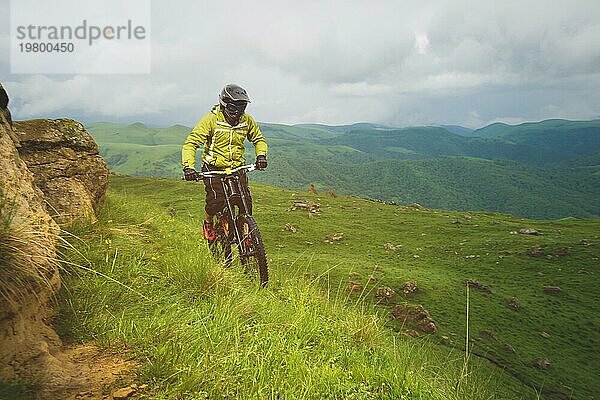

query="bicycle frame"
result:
[190,163,268,285]
[199,164,256,256]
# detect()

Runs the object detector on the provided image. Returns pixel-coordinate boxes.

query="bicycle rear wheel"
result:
[236,215,268,286]
[209,217,232,268]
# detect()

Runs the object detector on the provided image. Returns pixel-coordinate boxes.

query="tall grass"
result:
[56,182,524,399]
[0,189,58,309]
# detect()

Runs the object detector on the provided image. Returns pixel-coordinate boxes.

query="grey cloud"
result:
[2,0,600,127]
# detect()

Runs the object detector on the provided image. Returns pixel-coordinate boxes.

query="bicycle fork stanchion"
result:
[222,174,255,259]
[223,175,244,257]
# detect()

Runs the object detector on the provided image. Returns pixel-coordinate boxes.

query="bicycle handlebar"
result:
[193,164,257,180]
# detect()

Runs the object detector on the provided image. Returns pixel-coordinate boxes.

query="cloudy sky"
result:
[1,0,600,128]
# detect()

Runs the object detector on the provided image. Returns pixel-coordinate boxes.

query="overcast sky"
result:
[1,0,600,128]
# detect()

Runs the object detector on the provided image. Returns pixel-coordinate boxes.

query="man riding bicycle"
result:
[182,84,268,242]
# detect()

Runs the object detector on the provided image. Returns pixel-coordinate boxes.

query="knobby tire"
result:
[236,215,268,287]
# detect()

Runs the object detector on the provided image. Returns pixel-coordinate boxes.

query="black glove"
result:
[256,155,268,170]
[183,167,198,181]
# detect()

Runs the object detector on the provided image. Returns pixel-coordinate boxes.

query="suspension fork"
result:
[220,175,247,251]
[229,173,252,216]
[234,177,255,254]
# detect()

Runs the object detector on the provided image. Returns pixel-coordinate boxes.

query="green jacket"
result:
[182,105,268,170]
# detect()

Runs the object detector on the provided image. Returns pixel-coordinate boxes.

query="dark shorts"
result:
[202,163,252,215]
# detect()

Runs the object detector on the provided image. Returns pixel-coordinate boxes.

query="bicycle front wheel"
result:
[236,215,268,287]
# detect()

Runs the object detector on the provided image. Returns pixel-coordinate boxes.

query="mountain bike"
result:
[194,164,268,287]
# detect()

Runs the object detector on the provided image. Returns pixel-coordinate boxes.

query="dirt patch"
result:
[507,297,520,310]
[391,303,437,334]
[401,280,418,296]
[465,279,492,294]
[533,357,550,370]
[518,228,541,235]
[527,245,571,258]
[38,343,138,400]
[479,329,497,341]
[375,286,396,301]
[284,223,297,233]
[1,290,137,400]
[0,270,137,400]
[543,285,562,295]
[288,199,321,215]
[527,245,545,257]
[324,232,344,244]
[383,243,402,251]
[347,282,363,293]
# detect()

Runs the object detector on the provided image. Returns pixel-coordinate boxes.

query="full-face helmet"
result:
[219,84,250,125]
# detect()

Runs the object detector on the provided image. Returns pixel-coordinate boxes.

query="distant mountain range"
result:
[86,119,600,219]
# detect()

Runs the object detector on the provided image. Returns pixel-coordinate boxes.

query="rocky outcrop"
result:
[0,83,111,395]
[0,83,11,128]
[0,84,64,383]
[0,83,16,144]
[14,118,109,226]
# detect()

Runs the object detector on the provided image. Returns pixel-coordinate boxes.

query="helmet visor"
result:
[223,100,247,116]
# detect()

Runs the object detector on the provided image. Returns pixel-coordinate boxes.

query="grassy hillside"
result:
[87,122,190,145]
[473,119,600,159]
[260,123,344,141]
[100,142,181,176]
[294,122,392,134]
[55,175,540,400]
[320,127,563,164]
[438,125,475,136]
[254,156,599,219]
[56,175,600,399]
[85,120,600,219]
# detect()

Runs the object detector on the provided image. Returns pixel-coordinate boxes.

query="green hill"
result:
[85,119,600,219]
[294,122,393,134]
[473,119,600,159]
[438,125,476,136]
[58,175,600,399]
[88,122,188,176]
[472,122,511,138]
[260,123,344,141]
[87,121,190,145]
[254,156,599,219]
[320,127,563,164]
